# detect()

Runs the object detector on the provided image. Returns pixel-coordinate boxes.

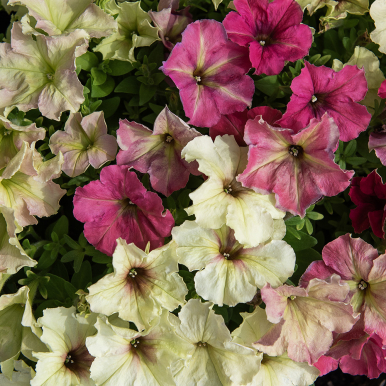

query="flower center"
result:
[224,184,233,194]
[3,129,11,136]
[358,280,368,290]
[63,345,94,376]
[197,341,207,347]
[47,73,54,80]
[131,339,140,348]
[129,268,138,278]
[195,76,202,84]
[259,40,266,46]
[223,252,230,259]
[311,95,317,103]
[165,135,173,143]
[65,354,74,365]
[289,295,296,300]
[288,145,303,157]
[120,197,136,213]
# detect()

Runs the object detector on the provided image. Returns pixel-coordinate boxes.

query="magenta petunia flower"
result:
[237,113,354,217]
[277,62,372,142]
[349,170,386,238]
[378,79,386,98]
[209,106,282,147]
[300,234,386,345]
[222,0,313,76]
[73,165,174,256]
[160,19,254,128]
[116,106,201,196]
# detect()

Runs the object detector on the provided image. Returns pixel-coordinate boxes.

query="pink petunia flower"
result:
[160,19,254,128]
[300,234,386,346]
[378,79,386,98]
[277,62,372,142]
[237,113,354,217]
[73,165,174,256]
[209,106,282,147]
[222,0,313,76]
[116,106,201,196]
[349,170,386,238]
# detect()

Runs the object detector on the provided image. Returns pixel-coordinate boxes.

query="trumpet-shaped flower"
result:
[238,114,354,217]
[0,23,89,120]
[370,0,386,54]
[86,310,191,386]
[223,0,313,76]
[231,307,320,386]
[332,46,385,109]
[349,170,386,237]
[87,239,187,330]
[182,135,286,248]
[0,207,36,275]
[73,165,175,255]
[117,106,201,196]
[254,275,357,365]
[0,286,46,363]
[161,19,254,128]
[8,0,117,37]
[149,0,192,51]
[300,234,386,345]
[170,299,262,386]
[277,62,371,141]
[0,142,65,227]
[94,1,159,62]
[31,307,97,386]
[49,111,117,177]
[209,106,282,147]
[172,221,295,306]
[0,115,45,169]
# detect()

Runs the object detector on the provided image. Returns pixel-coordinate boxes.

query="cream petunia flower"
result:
[181,135,285,248]
[231,307,320,386]
[86,238,187,330]
[172,221,295,306]
[31,306,97,386]
[370,0,386,54]
[170,299,262,386]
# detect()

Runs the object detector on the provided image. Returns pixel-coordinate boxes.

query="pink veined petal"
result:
[313,356,338,376]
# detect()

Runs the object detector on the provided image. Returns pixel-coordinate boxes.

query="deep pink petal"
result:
[378,80,386,99]
[313,356,338,376]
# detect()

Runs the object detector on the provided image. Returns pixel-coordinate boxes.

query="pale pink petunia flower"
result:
[73,165,174,256]
[223,0,313,76]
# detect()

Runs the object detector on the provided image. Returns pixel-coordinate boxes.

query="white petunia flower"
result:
[170,299,262,386]
[86,238,187,330]
[172,221,295,306]
[181,135,285,248]
[370,0,386,54]
[31,306,97,386]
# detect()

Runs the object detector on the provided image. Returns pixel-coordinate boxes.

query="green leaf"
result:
[45,273,77,303]
[61,250,83,263]
[307,212,324,220]
[305,218,313,234]
[91,75,115,98]
[115,77,140,94]
[108,60,134,76]
[36,250,57,270]
[99,97,120,118]
[177,189,191,208]
[346,157,367,166]
[139,84,157,105]
[344,140,357,156]
[91,251,112,264]
[286,226,301,240]
[63,235,81,250]
[91,68,107,86]
[283,230,317,251]
[52,216,69,239]
[76,52,99,72]
[73,252,85,273]
[255,76,285,97]
[71,261,92,290]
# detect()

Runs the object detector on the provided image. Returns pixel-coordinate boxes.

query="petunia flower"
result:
[237,114,354,217]
[378,79,386,98]
[181,135,286,248]
[0,207,36,275]
[160,19,254,128]
[231,307,320,386]
[300,234,386,345]
[0,286,47,363]
[276,61,371,141]
[149,0,192,51]
[370,0,386,54]
[73,165,175,256]
[31,307,97,386]
[172,221,295,306]
[332,46,385,109]
[87,238,187,330]
[86,310,191,386]
[0,23,89,121]
[348,170,386,237]
[49,111,117,178]
[209,106,282,147]
[117,106,201,196]
[0,142,65,227]
[254,275,357,365]
[94,1,159,62]
[8,0,117,38]
[0,360,35,386]
[170,299,262,386]
[0,115,45,170]
[223,0,313,76]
